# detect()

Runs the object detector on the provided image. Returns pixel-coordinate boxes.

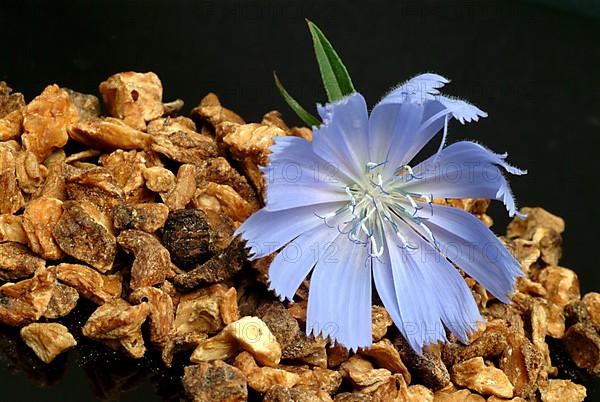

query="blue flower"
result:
[236,73,526,353]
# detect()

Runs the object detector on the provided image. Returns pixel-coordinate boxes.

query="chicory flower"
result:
[236,73,526,353]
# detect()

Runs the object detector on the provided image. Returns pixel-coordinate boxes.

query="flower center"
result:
[316,161,436,258]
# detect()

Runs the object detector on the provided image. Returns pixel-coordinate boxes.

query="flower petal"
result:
[235,201,347,259]
[399,141,526,217]
[307,234,372,351]
[312,93,370,183]
[268,222,343,301]
[263,136,350,211]
[417,203,523,302]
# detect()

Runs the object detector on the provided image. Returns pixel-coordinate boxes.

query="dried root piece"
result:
[442,320,509,367]
[538,266,580,307]
[562,322,600,376]
[52,263,122,304]
[191,157,258,206]
[99,149,157,203]
[65,167,124,214]
[148,116,219,164]
[163,164,197,210]
[539,379,586,402]
[193,181,256,224]
[582,292,600,329]
[498,333,543,399]
[191,92,245,127]
[0,82,25,141]
[0,267,55,326]
[0,214,27,244]
[43,282,79,319]
[162,208,212,268]
[264,385,324,402]
[192,316,281,367]
[64,88,101,120]
[15,150,48,194]
[394,338,451,391]
[450,357,514,398]
[68,117,151,150]
[288,365,342,395]
[130,286,174,350]
[20,323,77,363]
[182,360,248,402]
[143,166,176,193]
[174,236,247,288]
[22,196,64,260]
[0,242,45,281]
[22,84,80,162]
[0,144,25,214]
[371,306,392,342]
[233,351,299,393]
[359,339,410,384]
[53,201,116,272]
[433,388,485,401]
[117,229,174,289]
[507,207,565,240]
[82,299,150,358]
[112,203,169,233]
[339,355,392,394]
[99,71,164,130]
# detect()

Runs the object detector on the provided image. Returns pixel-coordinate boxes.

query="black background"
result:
[1,0,599,400]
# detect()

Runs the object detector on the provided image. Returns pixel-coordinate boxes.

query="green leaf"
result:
[307,19,355,102]
[273,72,321,127]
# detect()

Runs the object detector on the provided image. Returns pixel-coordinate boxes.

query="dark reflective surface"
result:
[1,0,599,400]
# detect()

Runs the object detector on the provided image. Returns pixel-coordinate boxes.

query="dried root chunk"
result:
[539,379,586,402]
[130,286,174,349]
[333,393,372,402]
[22,196,64,260]
[43,282,79,319]
[359,339,410,384]
[562,322,600,376]
[53,200,116,272]
[162,208,212,268]
[0,144,25,214]
[191,92,245,127]
[442,320,509,367]
[233,351,299,393]
[0,266,55,326]
[450,357,514,398]
[117,229,173,289]
[173,288,224,341]
[193,181,256,224]
[507,207,565,239]
[65,167,125,214]
[52,263,122,304]
[15,150,48,194]
[499,333,543,398]
[163,164,197,210]
[68,117,151,150]
[112,203,169,233]
[0,214,27,243]
[264,385,324,402]
[20,323,77,363]
[582,292,600,329]
[223,123,285,164]
[99,71,164,130]
[371,306,392,342]
[150,129,219,165]
[289,365,342,395]
[339,355,392,394]
[99,149,155,203]
[182,361,248,402]
[64,88,101,120]
[35,156,66,200]
[538,266,580,307]
[0,82,25,141]
[532,227,562,265]
[82,299,150,358]
[433,388,485,401]
[191,157,258,205]
[174,237,247,288]
[22,84,80,162]
[0,242,45,281]
[530,300,555,375]
[143,166,176,193]
[192,316,281,367]
[394,337,451,391]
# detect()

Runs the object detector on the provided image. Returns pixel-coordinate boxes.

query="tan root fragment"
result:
[20,323,77,363]
[22,84,80,162]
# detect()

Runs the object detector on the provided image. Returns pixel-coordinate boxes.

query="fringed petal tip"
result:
[306,326,371,353]
[316,92,360,123]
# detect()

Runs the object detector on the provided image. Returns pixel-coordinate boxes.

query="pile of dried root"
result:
[0,72,598,402]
